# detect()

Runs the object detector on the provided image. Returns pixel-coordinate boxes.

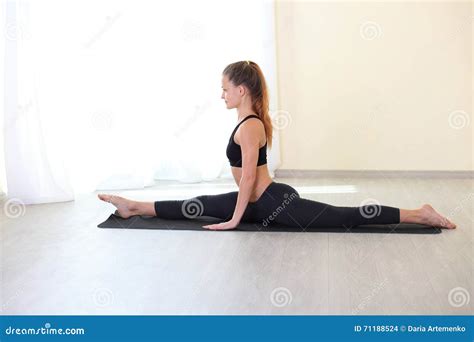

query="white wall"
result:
[275,0,472,171]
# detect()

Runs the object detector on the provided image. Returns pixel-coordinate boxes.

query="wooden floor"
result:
[1,176,472,315]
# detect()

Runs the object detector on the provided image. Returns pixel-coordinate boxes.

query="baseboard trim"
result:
[275,169,474,179]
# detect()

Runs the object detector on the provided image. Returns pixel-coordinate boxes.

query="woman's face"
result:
[221,75,242,109]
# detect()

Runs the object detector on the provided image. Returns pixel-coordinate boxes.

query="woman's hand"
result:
[202,219,239,230]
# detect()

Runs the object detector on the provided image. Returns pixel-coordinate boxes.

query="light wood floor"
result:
[1,176,472,315]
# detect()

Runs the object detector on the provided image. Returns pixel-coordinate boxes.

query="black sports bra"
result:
[226,115,267,167]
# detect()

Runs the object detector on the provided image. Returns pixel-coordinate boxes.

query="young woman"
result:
[98,61,457,230]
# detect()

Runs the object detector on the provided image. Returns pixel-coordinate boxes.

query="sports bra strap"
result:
[232,115,260,135]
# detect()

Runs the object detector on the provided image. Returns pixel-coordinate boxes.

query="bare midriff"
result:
[231,164,273,203]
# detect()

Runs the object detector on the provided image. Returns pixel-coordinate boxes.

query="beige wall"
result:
[274,0,473,171]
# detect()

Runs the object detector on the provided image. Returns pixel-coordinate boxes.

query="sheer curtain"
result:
[0,1,5,199]
[2,0,280,204]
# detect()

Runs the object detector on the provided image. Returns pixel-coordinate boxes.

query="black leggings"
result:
[153,181,400,228]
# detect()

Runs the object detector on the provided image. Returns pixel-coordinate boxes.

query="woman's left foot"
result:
[98,194,138,218]
[418,204,457,229]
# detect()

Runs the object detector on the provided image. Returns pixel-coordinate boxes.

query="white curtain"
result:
[2,0,281,204]
[0,1,5,198]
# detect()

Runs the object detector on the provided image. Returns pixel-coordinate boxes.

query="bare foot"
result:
[418,204,457,229]
[98,194,138,219]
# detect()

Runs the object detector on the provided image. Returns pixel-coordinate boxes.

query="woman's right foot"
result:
[418,204,457,229]
[98,194,138,219]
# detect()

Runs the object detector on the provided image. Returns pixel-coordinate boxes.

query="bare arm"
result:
[201,120,260,230]
[229,123,259,224]
[202,122,260,230]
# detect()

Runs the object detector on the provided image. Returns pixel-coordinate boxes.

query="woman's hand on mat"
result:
[202,219,239,230]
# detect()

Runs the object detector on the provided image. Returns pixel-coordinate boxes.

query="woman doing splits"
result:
[98,61,456,230]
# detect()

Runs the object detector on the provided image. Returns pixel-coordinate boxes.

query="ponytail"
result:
[222,61,273,148]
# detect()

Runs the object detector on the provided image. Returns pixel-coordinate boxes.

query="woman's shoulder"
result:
[234,116,266,144]
[238,116,264,133]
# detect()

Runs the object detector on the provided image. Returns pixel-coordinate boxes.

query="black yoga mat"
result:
[98,213,441,234]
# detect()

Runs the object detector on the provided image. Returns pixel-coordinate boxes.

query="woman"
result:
[98,61,456,230]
